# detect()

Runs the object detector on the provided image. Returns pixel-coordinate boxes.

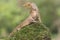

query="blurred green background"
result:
[0,0,60,40]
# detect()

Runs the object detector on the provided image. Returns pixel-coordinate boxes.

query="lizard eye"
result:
[23,2,31,8]
[28,4,31,6]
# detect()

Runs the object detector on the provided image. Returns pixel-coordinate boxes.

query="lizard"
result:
[9,2,42,37]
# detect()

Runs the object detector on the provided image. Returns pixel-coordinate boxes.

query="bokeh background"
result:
[0,0,60,40]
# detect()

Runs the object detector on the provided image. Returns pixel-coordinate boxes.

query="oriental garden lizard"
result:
[9,2,42,37]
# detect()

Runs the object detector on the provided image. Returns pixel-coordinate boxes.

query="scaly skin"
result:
[9,2,41,37]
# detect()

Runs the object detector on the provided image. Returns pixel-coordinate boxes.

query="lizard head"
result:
[23,2,32,8]
[23,2,38,11]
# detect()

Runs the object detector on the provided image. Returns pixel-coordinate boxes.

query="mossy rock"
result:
[9,23,51,40]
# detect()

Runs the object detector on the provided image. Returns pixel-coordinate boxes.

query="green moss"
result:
[9,23,51,40]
